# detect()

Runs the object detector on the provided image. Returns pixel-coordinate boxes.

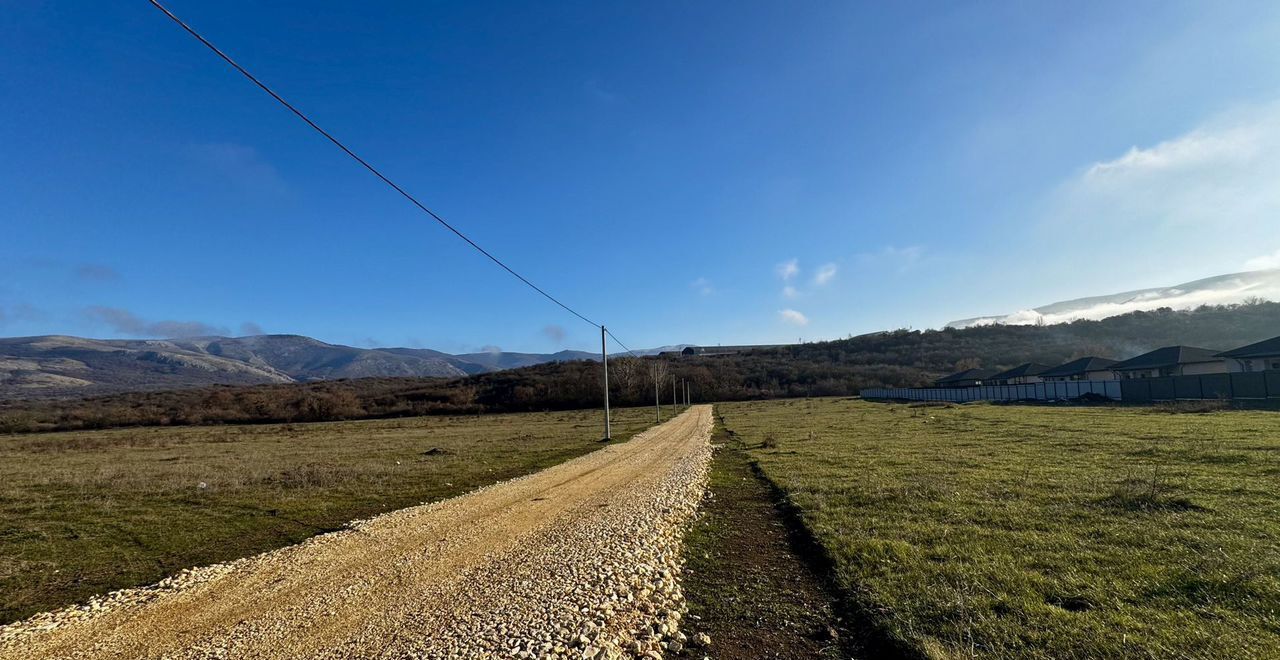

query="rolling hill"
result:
[0,334,601,399]
[6,302,1279,434]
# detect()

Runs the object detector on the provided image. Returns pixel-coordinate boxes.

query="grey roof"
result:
[988,363,1054,381]
[935,368,999,384]
[1110,346,1223,371]
[1216,335,1280,359]
[1039,356,1118,378]
[682,344,787,355]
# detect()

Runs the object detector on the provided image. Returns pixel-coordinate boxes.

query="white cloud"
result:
[781,285,799,299]
[584,79,621,105]
[855,245,923,273]
[1047,101,1280,241]
[778,308,809,326]
[1245,249,1280,271]
[1085,126,1260,178]
[813,263,837,286]
[1010,100,1280,295]
[775,258,799,281]
[949,270,1280,328]
[188,142,289,196]
[690,277,714,296]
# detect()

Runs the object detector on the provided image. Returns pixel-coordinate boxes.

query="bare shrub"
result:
[1153,399,1231,414]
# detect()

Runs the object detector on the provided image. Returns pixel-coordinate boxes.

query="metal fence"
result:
[861,373,1280,403]
[860,380,1120,402]
[1119,371,1280,402]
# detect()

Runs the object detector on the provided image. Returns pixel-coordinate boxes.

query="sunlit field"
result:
[0,406,667,624]
[718,398,1280,658]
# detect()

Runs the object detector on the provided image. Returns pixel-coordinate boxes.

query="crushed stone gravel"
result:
[0,406,715,659]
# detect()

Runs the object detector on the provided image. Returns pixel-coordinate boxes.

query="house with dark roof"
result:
[934,368,998,387]
[680,344,788,357]
[987,363,1054,385]
[1216,336,1280,373]
[1109,346,1226,379]
[1039,356,1118,382]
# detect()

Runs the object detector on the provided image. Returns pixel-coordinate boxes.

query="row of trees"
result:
[4,302,1277,433]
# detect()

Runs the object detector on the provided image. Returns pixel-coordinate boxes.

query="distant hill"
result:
[0,334,606,400]
[450,349,598,372]
[948,269,1280,328]
[6,303,1278,433]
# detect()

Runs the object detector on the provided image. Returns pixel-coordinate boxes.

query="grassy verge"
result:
[678,414,852,658]
[717,398,1280,658]
[0,405,671,624]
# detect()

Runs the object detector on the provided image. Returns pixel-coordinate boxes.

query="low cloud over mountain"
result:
[948,269,1280,329]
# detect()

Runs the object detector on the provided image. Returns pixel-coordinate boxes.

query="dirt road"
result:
[0,406,714,659]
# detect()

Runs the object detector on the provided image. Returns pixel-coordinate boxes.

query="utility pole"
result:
[672,376,678,409]
[684,380,690,406]
[654,364,660,423]
[601,325,611,441]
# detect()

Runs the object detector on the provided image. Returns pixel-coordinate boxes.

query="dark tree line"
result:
[3,302,1277,433]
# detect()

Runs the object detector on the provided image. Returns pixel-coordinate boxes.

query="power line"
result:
[604,328,640,358]
[147,0,600,329]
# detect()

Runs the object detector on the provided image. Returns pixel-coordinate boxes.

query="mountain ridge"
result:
[0,334,612,399]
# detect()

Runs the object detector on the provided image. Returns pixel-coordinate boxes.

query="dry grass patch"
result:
[0,406,667,623]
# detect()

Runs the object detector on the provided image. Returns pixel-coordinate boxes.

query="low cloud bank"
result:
[949,270,1280,329]
[84,306,229,338]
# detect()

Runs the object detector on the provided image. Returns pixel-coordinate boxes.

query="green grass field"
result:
[717,398,1280,659]
[0,406,667,624]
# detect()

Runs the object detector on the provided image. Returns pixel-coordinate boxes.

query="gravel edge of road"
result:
[1,407,715,659]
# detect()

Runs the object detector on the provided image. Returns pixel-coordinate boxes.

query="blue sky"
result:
[3,1,1280,353]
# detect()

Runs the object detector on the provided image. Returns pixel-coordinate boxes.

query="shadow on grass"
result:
[1096,478,1206,513]
[719,415,923,660]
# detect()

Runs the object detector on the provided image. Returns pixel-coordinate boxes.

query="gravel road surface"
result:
[0,406,714,659]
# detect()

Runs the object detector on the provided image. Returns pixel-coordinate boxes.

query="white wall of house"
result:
[1119,362,1227,378]
[1046,371,1113,381]
[1183,361,1228,375]
[1226,356,1280,372]
[993,377,1042,385]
